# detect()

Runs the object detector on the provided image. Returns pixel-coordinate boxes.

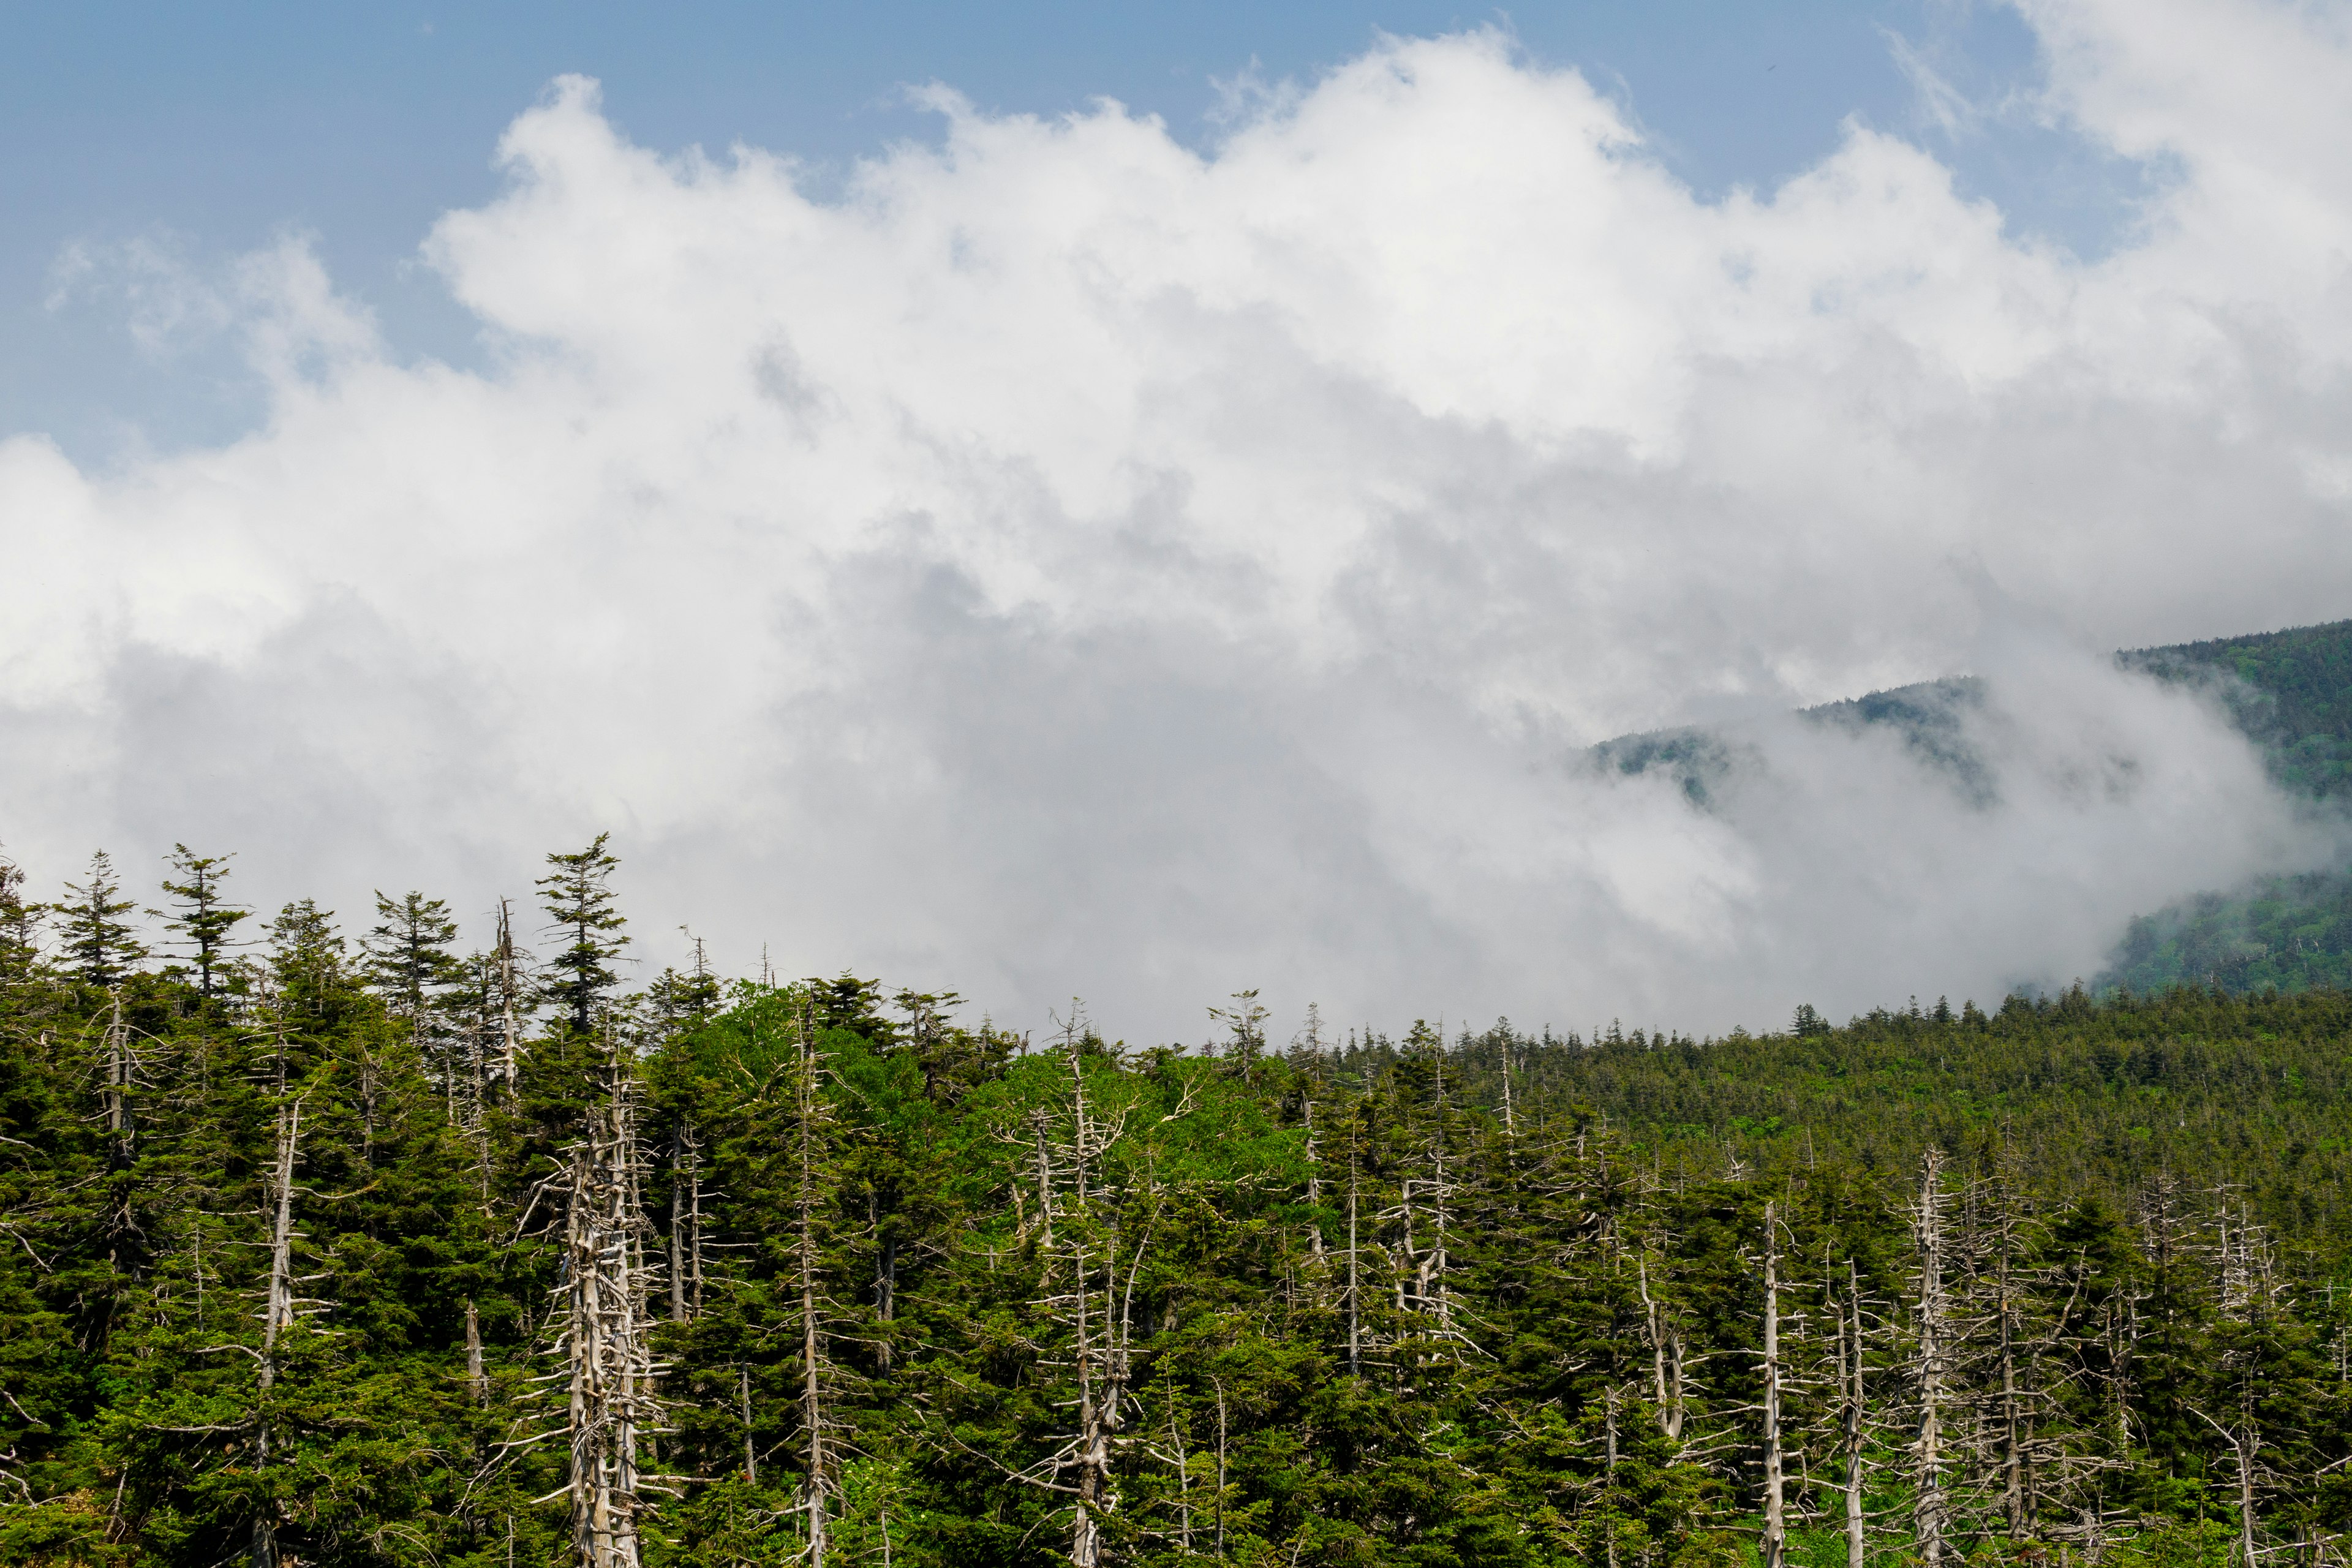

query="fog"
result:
[4,2,2351,1041]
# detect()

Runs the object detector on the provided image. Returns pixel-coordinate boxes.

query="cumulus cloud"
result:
[3,2,2350,1039]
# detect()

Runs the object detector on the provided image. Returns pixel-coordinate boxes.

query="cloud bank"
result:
[4,0,2351,1039]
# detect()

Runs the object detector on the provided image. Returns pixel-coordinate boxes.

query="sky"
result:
[2,0,2350,1044]
[8,1,2125,461]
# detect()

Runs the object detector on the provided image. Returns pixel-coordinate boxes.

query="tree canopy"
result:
[0,837,2346,1568]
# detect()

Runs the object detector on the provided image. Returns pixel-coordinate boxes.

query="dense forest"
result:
[2,839,2349,1567]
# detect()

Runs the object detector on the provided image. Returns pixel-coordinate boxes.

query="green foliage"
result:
[535,833,627,1035]
[363,891,463,1025]
[157,846,247,998]
[2101,869,2352,995]
[2124,619,2352,799]
[4,832,2352,1566]
[51,850,145,988]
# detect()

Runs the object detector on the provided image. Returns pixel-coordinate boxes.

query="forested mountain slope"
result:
[0,842,2348,1567]
[1594,619,2352,997]
[2120,620,2352,801]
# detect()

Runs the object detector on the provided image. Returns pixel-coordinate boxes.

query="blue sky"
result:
[5,1,2143,461]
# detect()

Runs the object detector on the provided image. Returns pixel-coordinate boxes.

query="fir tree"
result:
[159,843,247,995]
[0,849,41,982]
[51,850,145,986]
[363,889,463,1028]
[538,834,628,1035]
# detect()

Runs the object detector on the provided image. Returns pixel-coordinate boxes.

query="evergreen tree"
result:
[643,931,723,1043]
[51,850,145,986]
[159,843,247,995]
[2,856,2352,1567]
[363,889,463,1028]
[537,833,627,1034]
[0,849,42,982]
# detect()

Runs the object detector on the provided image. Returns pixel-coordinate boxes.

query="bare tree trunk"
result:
[1915,1150,1948,1568]
[2234,1395,2259,1568]
[1213,1376,1229,1560]
[740,1363,757,1485]
[496,899,521,1095]
[1033,1110,1057,1257]
[667,1127,700,1325]
[794,1008,831,1568]
[1303,1099,1325,1259]
[105,993,130,1158]
[688,1146,705,1317]
[360,1047,380,1164]
[1071,1235,1101,1568]
[252,1097,303,1568]
[564,1049,655,1568]
[1068,1034,1104,1568]
[1347,1157,1362,1379]
[1499,1041,1516,1136]
[1762,1201,1786,1568]
[1642,1259,1685,1443]
[1171,1412,1193,1555]
[1605,1389,1621,1568]
[668,1153,687,1324]
[2001,1249,2025,1539]
[101,993,138,1343]
[1842,1261,1867,1568]
[466,1297,487,1406]
[1397,1175,1418,1315]
[1427,1144,1453,1332]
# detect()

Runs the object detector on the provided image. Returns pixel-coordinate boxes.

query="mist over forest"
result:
[12,2,2352,1563]
[4,616,2352,1567]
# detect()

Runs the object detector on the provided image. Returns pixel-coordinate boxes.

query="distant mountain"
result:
[1593,618,2352,996]
[1591,675,1989,808]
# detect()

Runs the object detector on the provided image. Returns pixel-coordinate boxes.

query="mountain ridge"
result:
[1593,617,2352,996]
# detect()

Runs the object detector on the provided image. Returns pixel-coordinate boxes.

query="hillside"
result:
[1594,619,2352,996]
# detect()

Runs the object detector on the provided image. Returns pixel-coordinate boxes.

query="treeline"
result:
[1,843,2350,1567]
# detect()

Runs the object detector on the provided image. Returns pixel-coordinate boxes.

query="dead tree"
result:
[97,993,148,1329]
[251,1096,304,1568]
[788,1001,838,1567]
[2201,1189,2278,1568]
[1641,1257,1688,1444]
[1834,1259,1869,1568]
[494,900,523,1095]
[1347,1127,1363,1380]
[998,1007,1158,1568]
[466,1297,488,1406]
[667,1128,704,1322]
[1761,1201,1787,1568]
[1058,1025,1120,1568]
[1913,1150,1950,1567]
[560,1047,661,1568]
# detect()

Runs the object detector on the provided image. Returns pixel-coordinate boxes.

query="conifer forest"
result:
[12,0,2352,1556]
[4,628,2352,1568]
[2,828,2352,1568]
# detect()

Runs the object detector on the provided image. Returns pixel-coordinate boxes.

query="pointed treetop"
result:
[538,832,628,1035]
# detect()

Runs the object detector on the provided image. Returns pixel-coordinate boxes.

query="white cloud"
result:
[2,6,2350,1040]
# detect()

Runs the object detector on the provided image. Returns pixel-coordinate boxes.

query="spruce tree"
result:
[643,931,723,1042]
[538,834,627,1035]
[0,851,41,982]
[51,850,145,986]
[363,889,462,1027]
[160,843,247,995]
